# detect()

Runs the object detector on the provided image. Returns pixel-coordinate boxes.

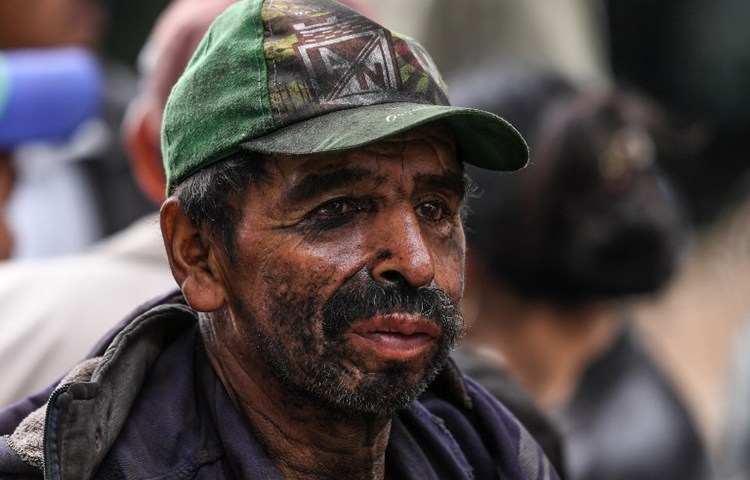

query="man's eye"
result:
[313,199,357,218]
[303,198,369,232]
[416,201,451,222]
[302,198,370,231]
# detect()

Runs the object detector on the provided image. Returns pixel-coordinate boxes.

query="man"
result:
[0,1,558,478]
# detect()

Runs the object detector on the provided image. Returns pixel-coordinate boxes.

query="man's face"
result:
[0,0,105,49]
[209,126,466,415]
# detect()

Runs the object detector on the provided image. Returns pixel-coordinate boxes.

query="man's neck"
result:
[205,341,392,479]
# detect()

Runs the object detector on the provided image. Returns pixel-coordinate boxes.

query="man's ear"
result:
[160,198,226,311]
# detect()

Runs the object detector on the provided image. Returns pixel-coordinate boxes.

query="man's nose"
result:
[368,205,435,288]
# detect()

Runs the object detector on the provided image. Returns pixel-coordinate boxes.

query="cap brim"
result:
[240,102,528,171]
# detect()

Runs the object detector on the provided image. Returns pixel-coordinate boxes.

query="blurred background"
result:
[103,0,172,66]
[1,0,749,478]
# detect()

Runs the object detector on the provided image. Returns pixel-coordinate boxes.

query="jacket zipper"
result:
[42,383,72,480]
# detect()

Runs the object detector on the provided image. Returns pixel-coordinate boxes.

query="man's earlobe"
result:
[160,198,226,311]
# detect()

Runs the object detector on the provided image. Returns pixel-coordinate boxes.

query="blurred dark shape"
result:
[450,65,579,478]
[451,64,708,480]
[466,89,689,305]
[102,0,173,67]
[606,0,750,225]
[561,329,709,480]
[449,64,579,146]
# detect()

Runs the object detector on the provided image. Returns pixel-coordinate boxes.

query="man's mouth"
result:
[346,313,441,361]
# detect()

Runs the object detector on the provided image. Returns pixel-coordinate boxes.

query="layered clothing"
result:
[0,292,558,480]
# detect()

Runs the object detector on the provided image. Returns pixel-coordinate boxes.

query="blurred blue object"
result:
[0,48,103,148]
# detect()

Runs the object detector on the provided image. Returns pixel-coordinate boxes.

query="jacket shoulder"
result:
[419,359,561,480]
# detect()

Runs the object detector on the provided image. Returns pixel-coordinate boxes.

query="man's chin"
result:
[320,374,432,417]
[305,354,450,417]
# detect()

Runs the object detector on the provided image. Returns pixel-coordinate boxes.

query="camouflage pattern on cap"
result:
[162,0,528,194]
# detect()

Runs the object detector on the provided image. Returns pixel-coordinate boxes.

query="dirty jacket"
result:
[0,291,558,480]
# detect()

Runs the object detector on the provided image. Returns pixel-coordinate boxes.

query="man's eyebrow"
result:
[414,171,466,198]
[283,166,373,205]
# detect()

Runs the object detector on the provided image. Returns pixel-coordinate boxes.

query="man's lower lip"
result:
[351,332,434,360]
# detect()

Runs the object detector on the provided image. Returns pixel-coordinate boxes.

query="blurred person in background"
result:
[449,65,580,479]
[604,0,750,225]
[452,66,708,480]
[0,0,242,408]
[0,0,155,259]
[0,0,106,260]
[605,1,750,460]
[0,51,103,259]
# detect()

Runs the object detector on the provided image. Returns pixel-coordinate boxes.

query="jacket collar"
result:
[26,290,476,479]
[44,292,195,479]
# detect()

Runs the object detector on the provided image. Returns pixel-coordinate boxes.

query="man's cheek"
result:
[432,236,466,300]
[259,262,330,323]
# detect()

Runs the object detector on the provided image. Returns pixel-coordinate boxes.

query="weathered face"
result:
[0,0,104,49]
[210,126,466,415]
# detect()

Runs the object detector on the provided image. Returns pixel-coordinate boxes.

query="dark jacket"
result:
[0,291,559,480]
[451,348,567,479]
[559,330,709,480]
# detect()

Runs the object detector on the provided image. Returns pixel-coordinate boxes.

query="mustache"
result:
[321,278,463,338]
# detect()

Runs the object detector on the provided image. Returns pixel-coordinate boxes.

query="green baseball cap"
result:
[162,0,529,194]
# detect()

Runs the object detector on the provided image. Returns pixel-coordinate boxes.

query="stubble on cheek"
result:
[438,223,467,303]
[249,261,348,371]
